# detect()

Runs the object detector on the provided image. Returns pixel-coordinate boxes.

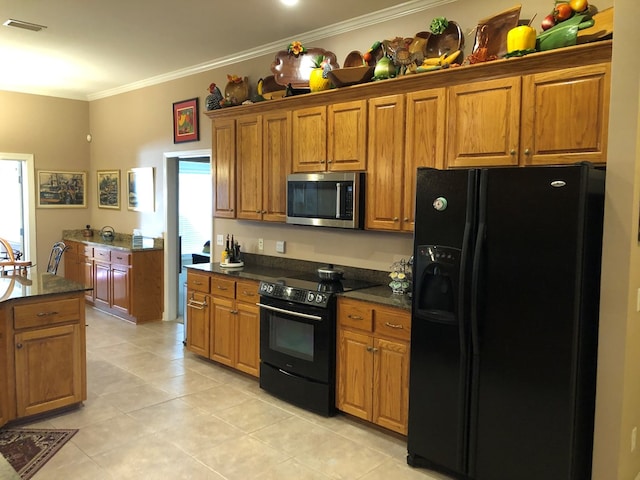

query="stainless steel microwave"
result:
[286,172,365,229]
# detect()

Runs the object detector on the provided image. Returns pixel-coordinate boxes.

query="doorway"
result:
[0,153,37,266]
[163,148,212,322]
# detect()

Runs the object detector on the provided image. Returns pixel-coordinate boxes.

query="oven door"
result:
[258,296,334,382]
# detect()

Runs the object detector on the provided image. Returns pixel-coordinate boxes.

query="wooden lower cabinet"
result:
[0,311,7,428]
[336,297,410,435]
[64,241,162,323]
[185,271,260,377]
[3,292,87,423]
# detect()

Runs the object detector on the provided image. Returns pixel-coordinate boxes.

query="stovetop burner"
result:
[258,273,378,308]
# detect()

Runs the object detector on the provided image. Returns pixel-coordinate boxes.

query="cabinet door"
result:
[235,300,260,377]
[236,114,264,220]
[186,291,210,357]
[210,296,235,367]
[212,118,236,218]
[81,255,94,303]
[366,95,405,231]
[373,337,410,435]
[447,77,521,168]
[337,328,373,421]
[111,264,130,315]
[63,242,80,282]
[94,261,111,309]
[292,106,327,172]
[14,324,83,417]
[262,111,291,222]
[521,63,610,165]
[328,100,367,171]
[404,88,447,231]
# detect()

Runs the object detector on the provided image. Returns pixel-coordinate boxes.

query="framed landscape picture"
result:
[127,167,155,212]
[97,170,120,209]
[172,97,199,143]
[37,170,87,208]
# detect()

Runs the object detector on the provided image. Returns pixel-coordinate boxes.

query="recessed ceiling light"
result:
[3,19,47,32]
[280,0,299,6]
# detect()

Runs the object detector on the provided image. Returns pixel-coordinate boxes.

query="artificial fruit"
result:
[554,3,574,21]
[569,0,589,12]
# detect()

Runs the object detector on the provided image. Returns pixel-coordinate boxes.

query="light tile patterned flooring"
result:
[19,307,451,479]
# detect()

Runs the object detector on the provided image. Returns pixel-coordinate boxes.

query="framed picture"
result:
[37,170,86,208]
[127,167,155,212]
[97,170,120,209]
[172,97,199,143]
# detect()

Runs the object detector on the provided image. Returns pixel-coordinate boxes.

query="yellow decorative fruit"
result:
[507,25,537,53]
[309,67,331,92]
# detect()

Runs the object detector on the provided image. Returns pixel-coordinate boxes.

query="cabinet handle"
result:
[403,217,409,222]
[187,298,208,309]
[348,314,363,320]
[327,160,332,163]
[510,149,516,156]
[393,217,399,222]
[366,346,373,352]
[242,291,255,297]
[256,210,261,214]
[262,211,267,214]
[16,343,23,349]
[524,148,531,155]
[384,322,404,329]
[231,310,238,314]
[36,311,59,317]
[194,281,203,285]
[217,285,228,290]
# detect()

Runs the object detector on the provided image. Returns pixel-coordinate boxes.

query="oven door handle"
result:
[257,303,323,322]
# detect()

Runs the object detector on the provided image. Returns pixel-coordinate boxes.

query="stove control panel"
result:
[259,281,330,308]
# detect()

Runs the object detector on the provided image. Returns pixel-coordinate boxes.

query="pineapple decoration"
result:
[309,55,332,92]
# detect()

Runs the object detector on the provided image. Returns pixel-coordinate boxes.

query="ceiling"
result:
[0,0,438,101]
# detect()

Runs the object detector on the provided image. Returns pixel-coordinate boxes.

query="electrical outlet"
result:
[216,234,224,246]
[258,238,264,251]
[276,240,285,253]
[632,426,637,452]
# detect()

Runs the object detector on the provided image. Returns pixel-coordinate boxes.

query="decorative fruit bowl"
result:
[327,66,375,87]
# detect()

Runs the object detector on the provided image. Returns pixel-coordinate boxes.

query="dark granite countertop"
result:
[0,270,90,303]
[186,258,412,311]
[63,230,163,252]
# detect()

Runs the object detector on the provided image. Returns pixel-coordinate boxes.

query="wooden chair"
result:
[0,237,32,274]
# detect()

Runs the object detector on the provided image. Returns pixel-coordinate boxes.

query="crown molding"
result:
[87,0,457,101]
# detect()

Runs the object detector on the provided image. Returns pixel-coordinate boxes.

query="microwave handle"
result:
[336,182,342,219]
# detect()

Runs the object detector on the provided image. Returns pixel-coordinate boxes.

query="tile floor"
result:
[18,306,452,479]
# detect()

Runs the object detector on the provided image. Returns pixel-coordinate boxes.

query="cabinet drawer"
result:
[337,298,373,332]
[94,248,111,262]
[187,271,210,294]
[82,245,93,257]
[374,306,411,341]
[14,297,82,330]
[211,276,235,299]
[236,280,259,304]
[111,251,131,266]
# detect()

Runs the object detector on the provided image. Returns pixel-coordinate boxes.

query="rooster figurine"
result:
[205,83,223,110]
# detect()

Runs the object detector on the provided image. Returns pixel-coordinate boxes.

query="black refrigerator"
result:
[407,164,605,480]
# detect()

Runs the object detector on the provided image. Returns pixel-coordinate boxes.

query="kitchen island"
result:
[0,270,89,428]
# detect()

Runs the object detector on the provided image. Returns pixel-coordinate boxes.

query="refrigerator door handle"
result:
[470,172,487,356]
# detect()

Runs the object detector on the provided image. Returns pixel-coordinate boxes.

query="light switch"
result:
[276,240,285,253]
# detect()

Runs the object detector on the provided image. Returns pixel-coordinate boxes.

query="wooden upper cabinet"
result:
[404,88,447,231]
[327,100,367,171]
[262,111,292,222]
[292,106,327,172]
[236,114,263,221]
[212,118,236,218]
[447,77,522,168]
[520,62,610,165]
[366,95,405,231]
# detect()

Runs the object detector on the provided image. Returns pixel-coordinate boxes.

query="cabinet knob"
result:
[256,210,261,214]
[16,343,23,349]
[327,160,332,163]
[262,210,267,214]
[403,217,409,222]
[393,217,399,222]
[510,149,516,156]
[524,148,531,155]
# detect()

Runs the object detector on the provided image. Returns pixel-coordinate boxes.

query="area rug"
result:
[0,428,78,479]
